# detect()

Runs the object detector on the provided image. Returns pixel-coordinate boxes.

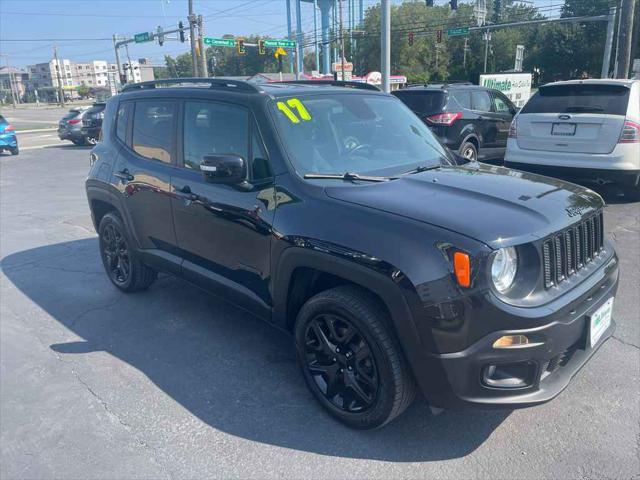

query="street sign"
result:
[134,32,153,43]
[204,38,236,47]
[263,39,296,49]
[447,26,470,37]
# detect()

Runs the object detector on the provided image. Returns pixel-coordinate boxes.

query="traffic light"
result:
[178,21,185,43]
[408,32,414,46]
[156,26,164,46]
[450,0,458,9]
[426,0,434,6]
[237,38,246,55]
[436,29,443,43]
[258,39,265,55]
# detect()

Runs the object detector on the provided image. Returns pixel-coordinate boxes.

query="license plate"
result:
[552,122,576,136]
[590,297,613,347]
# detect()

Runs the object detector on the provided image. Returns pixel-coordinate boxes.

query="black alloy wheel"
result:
[101,222,131,285]
[295,286,416,429]
[304,313,379,413]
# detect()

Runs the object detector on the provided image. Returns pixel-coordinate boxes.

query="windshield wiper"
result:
[303,172,393,182]
[401,164,442,175]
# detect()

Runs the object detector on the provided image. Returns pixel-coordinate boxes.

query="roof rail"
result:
[273,80,381,91]
[121,78,262,93]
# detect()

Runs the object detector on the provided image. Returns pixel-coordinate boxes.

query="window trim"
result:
[130,99,179,166]
[114,100,134,147]
[491,90,515,115]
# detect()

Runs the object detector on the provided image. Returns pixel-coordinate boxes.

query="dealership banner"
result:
[479,73,532,108]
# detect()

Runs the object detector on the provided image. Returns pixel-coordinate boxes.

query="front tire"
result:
[98,212,156,292]
[294,285,415,429]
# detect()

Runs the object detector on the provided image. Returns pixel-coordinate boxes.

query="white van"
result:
[505,79,640,199]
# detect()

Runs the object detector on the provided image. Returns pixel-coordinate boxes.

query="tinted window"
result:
[521,84,630,115]
[392,91,446,115]
[116,102,131,144]
[451,90,471,109]
[251,127,271,180]
[471,91,492,112]
[132,101,175,163]
[183,101,248,170]
[492,92,512,113]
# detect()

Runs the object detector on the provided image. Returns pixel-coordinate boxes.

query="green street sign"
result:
[204,38,236,47]
[134,32,153,43]
[263,39,296,49]
[447,27,470,37]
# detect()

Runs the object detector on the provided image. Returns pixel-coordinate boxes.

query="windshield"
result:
[270,93,450,177]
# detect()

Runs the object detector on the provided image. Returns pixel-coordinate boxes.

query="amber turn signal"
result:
[453,251,471,287]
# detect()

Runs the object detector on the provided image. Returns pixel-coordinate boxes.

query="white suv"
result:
[505,79,640,199]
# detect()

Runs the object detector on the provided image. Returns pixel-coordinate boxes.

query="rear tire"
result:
[98,212,156,292]
[85,136,98,146]
[459,141,477,162]
[294,285,415,429]
[9,145,19,155]
[71,139,84,146]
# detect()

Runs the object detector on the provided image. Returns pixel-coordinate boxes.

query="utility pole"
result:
[381,0,390,92]
[602,7,617,78]
[339,0,346,79]
[113,34,123,85]
[615,0,636,78]
[483,31,491,72]
[463,37,469,70]
[198,14,208,77]
[125,43,133,82]
[188,0,199,76]
[53,45,65,106]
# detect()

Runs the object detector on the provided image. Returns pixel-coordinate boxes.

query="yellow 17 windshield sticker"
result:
[277,98,312,124]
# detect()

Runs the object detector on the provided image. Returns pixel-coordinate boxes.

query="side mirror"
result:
[200,154,246,184]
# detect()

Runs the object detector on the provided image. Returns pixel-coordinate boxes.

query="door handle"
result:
[114,169,134,182]
[175,185,198,201]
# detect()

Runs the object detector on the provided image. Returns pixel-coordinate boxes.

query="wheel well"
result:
[463,135,479,149]
[285,267,390,331]
[90,199,116,228]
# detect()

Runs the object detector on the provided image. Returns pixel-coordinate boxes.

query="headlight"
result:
[491,247,518,293]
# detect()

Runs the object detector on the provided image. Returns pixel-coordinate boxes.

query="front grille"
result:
[542,210,604,289]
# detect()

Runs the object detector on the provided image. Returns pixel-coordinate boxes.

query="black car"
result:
[86,79,618,429]
[81,102,106,145]
[393,83,517,162]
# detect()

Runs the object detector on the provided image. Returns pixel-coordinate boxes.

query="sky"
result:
[0,0,561,69]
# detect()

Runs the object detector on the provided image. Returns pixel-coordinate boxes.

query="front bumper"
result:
[421,254,619,409]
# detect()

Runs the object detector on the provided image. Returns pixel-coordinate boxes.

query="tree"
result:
[76,84,91,98]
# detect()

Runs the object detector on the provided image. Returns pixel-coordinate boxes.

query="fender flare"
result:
[272,246,437,395]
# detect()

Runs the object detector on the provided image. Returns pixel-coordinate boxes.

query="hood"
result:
[324,164,603,249]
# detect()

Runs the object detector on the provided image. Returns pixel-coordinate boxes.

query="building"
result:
[0,66,29,101]
[137,58,155,82]
[26,59,74,89]
[73,60,110,88]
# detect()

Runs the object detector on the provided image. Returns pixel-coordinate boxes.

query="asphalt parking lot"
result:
[1,143,638,479]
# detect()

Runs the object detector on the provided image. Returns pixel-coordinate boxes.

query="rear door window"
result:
[451,90,471,109]
[116,102,132,144]
[393,91,446,115]
[471,91,492,112]
[521,84,631,115]
[132,101,176,164]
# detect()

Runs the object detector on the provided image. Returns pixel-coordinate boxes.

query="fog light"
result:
[483,362,535,389]
[493,334,530,349]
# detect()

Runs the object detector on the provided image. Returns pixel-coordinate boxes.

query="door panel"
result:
[113,100,178,252]
[470,90,499,155]
[490,91,515,157]
[170,100,275,310]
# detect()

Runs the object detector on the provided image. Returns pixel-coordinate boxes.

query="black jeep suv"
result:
[393,83,517,162]
[86,78,618,429]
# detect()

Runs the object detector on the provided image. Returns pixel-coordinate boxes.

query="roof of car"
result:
[399,82,482,92]
[542,79,639,88]
[119,78,382,99]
